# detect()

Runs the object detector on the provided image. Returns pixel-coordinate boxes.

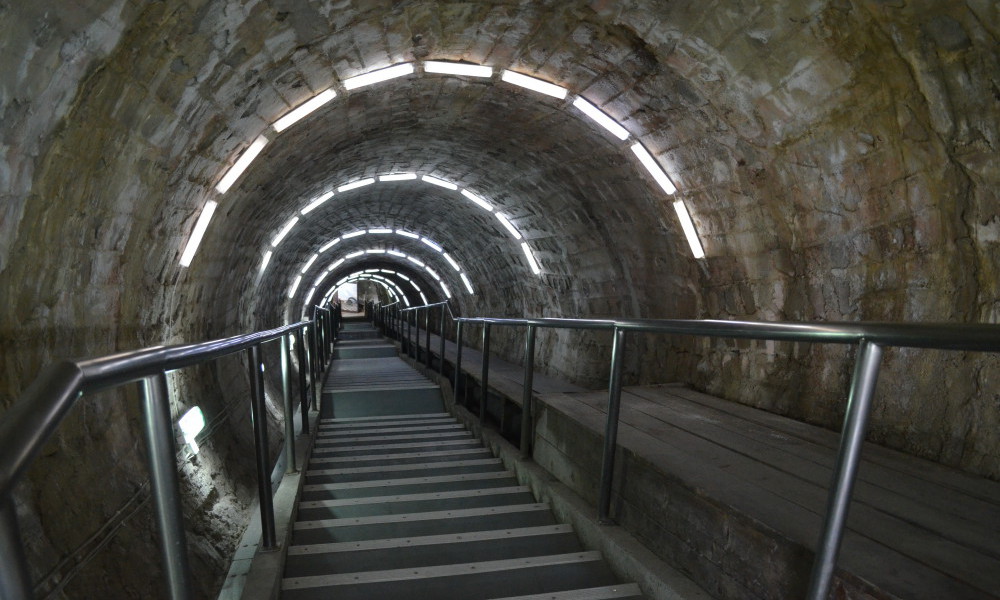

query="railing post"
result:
[139,372,194,600]
[295,327,309,435]
[439,304,446,377]
[0,499,32,600]
[248,344,277,550]
[480,323,491,426]
[598,326,626,524]
[521,325,537,459]
[280,334,297,474]
[308,324,319,411]
[806,340,884,600]
[425,308,432,368]
[415,309,422,364]
[407,311,413,358]
[455,320,464,405]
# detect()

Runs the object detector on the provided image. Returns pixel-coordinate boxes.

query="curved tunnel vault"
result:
[1,0,998,597]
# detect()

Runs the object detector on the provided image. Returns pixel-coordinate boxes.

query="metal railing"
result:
[371,301,1000,600]
[0,303,342,600]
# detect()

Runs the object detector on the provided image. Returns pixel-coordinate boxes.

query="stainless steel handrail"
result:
[0,316,327,600]
[376,301,1000,600]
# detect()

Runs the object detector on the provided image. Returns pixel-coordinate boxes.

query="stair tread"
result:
[307,457,502,477]
[310,448,490,465]
[322,413,450,423]
[295,503,551,530]
[302,471,516,492]
[288,524,574,555]
[299,486,532,509]
[488,583,644,600]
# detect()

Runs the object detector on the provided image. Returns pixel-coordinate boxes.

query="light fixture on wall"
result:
[271,217,299,247]
[273,89,337,132]
[501,70,568,99]
[495,213,523,240]
[343,63,415,90]
[178,407,206,454]
[521,242,541,275]
[422,175,458,190]
[216,136,268,194]
[673,200,706,259]
[301,191,334,214]
[424,61,493,78]
[179,200,218,267]
[461,189,493,211]
[572,97,630,140]
[379,173,417,181]
[338,178,375,192]
[630,143,677,195]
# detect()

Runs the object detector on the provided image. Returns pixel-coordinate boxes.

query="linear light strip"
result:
[343,63,414,90]
[521,242,541,275]
[424,61,493,78]
[495,213,522,240]
[216,137,268,194]
[260,249,273,273]
[460,189,493,212]
[273,89,337,132]
[271,217,299,247]
[301,191,334,214]
[460,273,474,294]
[673,200,706,259]
[179,201,218,267]
[501,70,567,99]
[572,97,629,140]
[630,143,677,195]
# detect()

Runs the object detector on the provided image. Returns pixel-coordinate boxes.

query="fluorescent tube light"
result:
[342,230,365,239]
[495,213,522,240]
[301,253,319,273]
[572,97,629,140]
[271,216,299,247]
[397,273,410,282]
[422,175,458,190]
[439,282,452,299]
[343,63,414,90]
[425,267,441,281]
[424,61,493,78]
[501,70,567,99]
[319,238,341,252]
[421,237,443,252]
[521,242,541,275]
[178,407,205,454]
[366,249,386,254]
[304,286,316,305]
[273,89,337,132]
[379,173,417,181]
[404,296,412,307]
[260,249,273,273]
[338,178,375,192]
[387,250,406,257]
[331,258,345,269]
[179,201,218,267]
[460,273,474,294]
[396,229,419,239]
[673,200,706,259]
[443,253,460,271]
[301,191,334,214]
[368,228,393,234]
[461,189,493,211]
[419,292,428,305]
[365,268,379,273]
[407,256,425,267]
[630,143,677,195]
[216,136,268,194]
[288,275,302,299]
[346,251,364,258]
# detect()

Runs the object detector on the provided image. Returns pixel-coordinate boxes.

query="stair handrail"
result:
[0,316,326,600]
[379,302,1000,600]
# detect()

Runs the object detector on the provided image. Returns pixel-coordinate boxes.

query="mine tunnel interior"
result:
[0,1,998,598]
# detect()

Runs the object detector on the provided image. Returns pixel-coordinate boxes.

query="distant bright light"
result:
[439,282,452,299]
[346,251,364,258]
[424,61,493,78]
[521,242,541,275]
[407,256,425,267]
[338,178,375,192]
[461,189,493,212]
[421,238,443,252]
[572,97,629,140]
[301,191,334,214]
[366,249,386,254]
[301,253,319,273]
[501,70,567,99]
[178,407,206,454]
[443,253,460,271]
[343,230,365,239]
[673,200,706,259]
[422,175,458,190]
[495,213,522,240]
[368,228,393,234]
[343,63,414,90]
[288,275,303,299]
[319,238,341,252]
[460,273,475,294]
[630,143,677,195]
[387,250,406,257]
[260,249,272,273]
[179,201,218,267]
[396,229,419,239]
[379,173,417,181]
[273,89,337,132]
[216,136,268,194]
[271,217,299,247]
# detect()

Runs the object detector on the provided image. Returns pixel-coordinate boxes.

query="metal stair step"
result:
[488,584,644,600]
[318,423,466,437]
[322,413,450,423]
[305,458,504,484]
[300,471,520,502]
[319,417,457,430]
[313,431,471,446]
[308,448,490,466]
[312,439,480,457]
[296,486,536,521]
[284,524,580,577]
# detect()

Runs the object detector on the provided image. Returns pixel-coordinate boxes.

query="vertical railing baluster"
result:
[0,498,31,599]
[455,320,464,406]
[520,325,537,459]
[425,308,432,368]
[439,304,446,377]
[248,344,277,550]
[139,372,194,600]
[806,340,884,600]
[415,309,422,363]
[480,323,491,426]
[598,326,626,524]
[295,327,310,435]
[280,334,297,474]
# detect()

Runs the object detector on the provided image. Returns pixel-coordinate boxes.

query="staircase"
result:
[281,320,644,600]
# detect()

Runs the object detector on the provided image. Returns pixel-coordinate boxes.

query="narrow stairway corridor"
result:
[280,320,644,600]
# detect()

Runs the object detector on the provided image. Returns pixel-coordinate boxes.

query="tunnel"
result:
[0,1,998,598]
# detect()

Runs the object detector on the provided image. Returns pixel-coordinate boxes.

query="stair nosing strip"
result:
[298,485,531,509]
[320,418,456,429]
[314,431,472,444]
[312,439,476,454]
[287,523,573,555]
[323,413,449,423]
[317,424,465,437]
[281,551,601,589]
[293,502,550,530]
[306,457,502,476]
[309,448,490,464]
[486,583,644,600]
[301,470,515,492]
